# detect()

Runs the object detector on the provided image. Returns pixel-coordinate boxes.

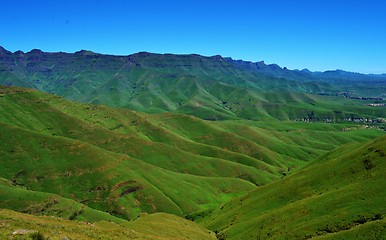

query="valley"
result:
[0,48,385,239]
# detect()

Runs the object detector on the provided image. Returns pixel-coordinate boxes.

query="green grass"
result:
[0,209,216,240]
[0,119,256,219]
[201,135,386,239]
[0,85,385,240]
[0,48,385,240]
[0,85,384,222]
[0,178,125,223]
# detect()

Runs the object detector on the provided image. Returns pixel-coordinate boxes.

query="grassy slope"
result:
[201,135,386,240]
[0,178,125,223]
[2,86,381,170]
[0,120,255,219]
[0,86,384,221]
[0,209,215,240]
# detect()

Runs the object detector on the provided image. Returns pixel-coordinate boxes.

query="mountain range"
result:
[1,47,385,121]
[0,46,385,239]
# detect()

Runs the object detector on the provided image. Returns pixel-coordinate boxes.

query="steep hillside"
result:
[0,119,255,219]
[0,85,383,221]
[1,47,385,121]
[202,135,386,239]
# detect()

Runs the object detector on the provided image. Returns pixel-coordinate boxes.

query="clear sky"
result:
[1,0,385,73]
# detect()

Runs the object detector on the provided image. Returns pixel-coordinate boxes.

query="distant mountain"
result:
[1,47,385,120]
[229,58,386,83]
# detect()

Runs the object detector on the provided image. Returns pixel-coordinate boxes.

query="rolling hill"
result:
[0,85,383,223]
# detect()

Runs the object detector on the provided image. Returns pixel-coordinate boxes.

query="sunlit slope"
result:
[0,120,255,219]
[0,209,215,240]
[0,86,280,184]
[202,135,386,240]
[1,86,382,177]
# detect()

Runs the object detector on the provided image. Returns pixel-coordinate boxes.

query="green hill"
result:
[0,85,383,222]
[0,118,256,219]
[0,85,385,239]
[201,135,386,239]
[0,178,125,223]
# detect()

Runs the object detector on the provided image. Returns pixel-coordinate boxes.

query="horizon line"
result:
[1,45,385,75]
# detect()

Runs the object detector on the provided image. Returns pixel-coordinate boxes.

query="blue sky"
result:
[1,0,385,73]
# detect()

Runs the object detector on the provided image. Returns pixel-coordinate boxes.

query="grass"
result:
[0,85,384,222]
[0,85,385,239]
[0,209,216,240]
[0,120,256,219]
[201,135,386,239]
[0,178,125,223]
